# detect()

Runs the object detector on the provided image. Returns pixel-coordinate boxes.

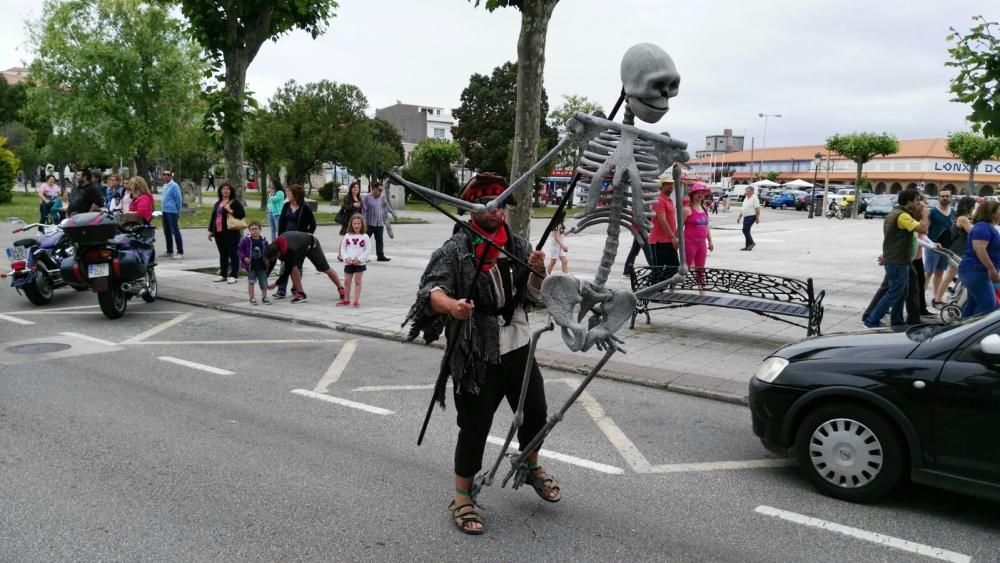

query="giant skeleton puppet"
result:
[390,43,690,498]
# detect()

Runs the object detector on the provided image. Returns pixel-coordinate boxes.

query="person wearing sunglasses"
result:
[404,173,556,535]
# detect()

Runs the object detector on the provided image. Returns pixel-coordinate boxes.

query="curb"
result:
[156,293,749,407]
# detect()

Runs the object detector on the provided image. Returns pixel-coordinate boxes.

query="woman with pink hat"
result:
[683,183,714,288]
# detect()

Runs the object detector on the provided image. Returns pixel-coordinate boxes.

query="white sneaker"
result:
[173,254,184,260]
[226,277,238,284]
[214,276,227,282]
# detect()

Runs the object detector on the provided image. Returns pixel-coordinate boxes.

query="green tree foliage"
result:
[28,0,203,182]
[469,0,560,236]
[0,80,28,124]
[946,131,1000,196]
[825,132,899,217]
[175,0,338,199]
[548,94,603,168]
[947,16,1000,137]
[265,80,367,188]
[339,118,404,183]
[408,138,462,193]
[0,137,19,204]
[452,62,557,180]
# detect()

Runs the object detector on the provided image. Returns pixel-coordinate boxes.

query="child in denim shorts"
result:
[238,220,270,305]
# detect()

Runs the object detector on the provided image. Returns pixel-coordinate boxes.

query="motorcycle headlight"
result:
[755,357,789,383]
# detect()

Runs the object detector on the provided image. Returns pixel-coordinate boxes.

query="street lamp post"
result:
[758,113,781,178]
[809,152,822,219]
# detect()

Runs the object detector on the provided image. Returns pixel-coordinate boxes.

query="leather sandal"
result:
[526,467,561,503]
[448,500,484,535]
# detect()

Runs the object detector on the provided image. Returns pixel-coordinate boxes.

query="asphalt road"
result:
[0,288,998,562]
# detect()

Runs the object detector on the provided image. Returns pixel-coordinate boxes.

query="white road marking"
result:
[576,387,654,472]
[158,356,234,376]
[128,339,342,345]
[0,313,33,325]
[574,383,792,474]
[755,506,971,563]
[4,304,98,313]
[60,332,118,347]
[313,339,359,393]
[291,389,393,415]
[485,435,623,475]
[121,312,192,344]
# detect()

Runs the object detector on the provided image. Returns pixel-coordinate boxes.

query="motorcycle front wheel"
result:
[98,286,127,319]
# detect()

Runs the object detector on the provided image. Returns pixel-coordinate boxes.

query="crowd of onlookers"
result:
[863,186,1000,327]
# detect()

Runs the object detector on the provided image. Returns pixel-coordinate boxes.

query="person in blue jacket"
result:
[160,170,184,259]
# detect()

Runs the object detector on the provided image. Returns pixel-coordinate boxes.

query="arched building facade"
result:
[690,138,1000,196]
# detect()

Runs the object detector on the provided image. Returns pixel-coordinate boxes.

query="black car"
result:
[749,314,1000,503]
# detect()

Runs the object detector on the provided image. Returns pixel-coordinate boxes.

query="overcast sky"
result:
[2,0,996,152]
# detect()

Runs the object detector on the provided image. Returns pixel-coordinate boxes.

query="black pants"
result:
[742,216,756,248]
[651,242,679,284]
[624,239,651,274]
[214,230,240,278]
[453,344,547,478]
[367,225,386,259]
[862,262,923,324]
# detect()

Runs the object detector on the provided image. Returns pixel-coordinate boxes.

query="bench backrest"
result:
[629,266,815,305]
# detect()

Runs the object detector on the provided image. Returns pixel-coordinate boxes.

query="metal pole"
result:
[760,116,768,178]
[823,152,831,219]
[809,156,820,218]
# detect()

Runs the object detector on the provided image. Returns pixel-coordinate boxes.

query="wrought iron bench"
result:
[627,266,825,336]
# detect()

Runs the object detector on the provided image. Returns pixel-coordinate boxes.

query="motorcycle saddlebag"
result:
[115,250,147,281]
[61,212,118,245]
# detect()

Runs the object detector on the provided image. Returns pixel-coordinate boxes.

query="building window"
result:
[433,128,446,139]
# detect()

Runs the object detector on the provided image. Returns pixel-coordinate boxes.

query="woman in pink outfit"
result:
[683,183,714,287]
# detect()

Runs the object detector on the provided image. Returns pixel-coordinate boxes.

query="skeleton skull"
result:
[620,43,680,124]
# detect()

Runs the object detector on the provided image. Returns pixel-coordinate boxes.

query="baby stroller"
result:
[927,245,964,322]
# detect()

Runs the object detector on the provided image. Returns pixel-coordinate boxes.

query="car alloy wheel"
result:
[795,403,904,502]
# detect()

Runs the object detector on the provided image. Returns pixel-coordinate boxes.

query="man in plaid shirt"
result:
[362,181,391,262]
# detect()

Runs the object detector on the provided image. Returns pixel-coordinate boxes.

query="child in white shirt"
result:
[339,214,370,308]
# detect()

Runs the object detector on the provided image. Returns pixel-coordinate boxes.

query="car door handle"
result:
[912,380,926,390]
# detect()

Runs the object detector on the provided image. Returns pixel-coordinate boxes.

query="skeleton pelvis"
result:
[541,275,638,352]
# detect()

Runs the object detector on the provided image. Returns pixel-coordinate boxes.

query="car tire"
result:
[794,403,904,502]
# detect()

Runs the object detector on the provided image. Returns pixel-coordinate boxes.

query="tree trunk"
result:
[223,51,248,204]
[434,171,441,192]
[507,0,559,238]
[968,167,976,197]
[258,164,268,210]
[136,147,152,193]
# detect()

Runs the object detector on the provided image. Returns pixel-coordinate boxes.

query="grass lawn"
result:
[1,190,425,228]
[403,199,582,218]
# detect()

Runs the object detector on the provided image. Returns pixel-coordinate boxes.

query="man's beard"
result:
[473,213,500,232]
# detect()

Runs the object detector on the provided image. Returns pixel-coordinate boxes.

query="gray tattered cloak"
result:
[403,225,534,398]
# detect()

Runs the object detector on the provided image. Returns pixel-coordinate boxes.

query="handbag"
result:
[335,206,347,225]
[227,214,247,231]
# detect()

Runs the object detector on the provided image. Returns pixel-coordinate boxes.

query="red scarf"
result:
[469,218,508,271]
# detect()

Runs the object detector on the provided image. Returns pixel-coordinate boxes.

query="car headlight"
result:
[755,357,789,383]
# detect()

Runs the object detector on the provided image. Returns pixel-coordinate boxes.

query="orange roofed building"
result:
[689,138,1000,196]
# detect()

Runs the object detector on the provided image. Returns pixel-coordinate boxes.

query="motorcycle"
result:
[2,218,82,305]
[58,211,159,319]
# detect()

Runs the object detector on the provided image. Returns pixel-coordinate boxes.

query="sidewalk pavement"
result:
[148,205,884,405]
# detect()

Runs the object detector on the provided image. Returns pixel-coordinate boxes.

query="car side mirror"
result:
[980,334,1000,356]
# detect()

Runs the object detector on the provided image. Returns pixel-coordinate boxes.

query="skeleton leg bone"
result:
[501,345,620,490]
[473,321,555,498]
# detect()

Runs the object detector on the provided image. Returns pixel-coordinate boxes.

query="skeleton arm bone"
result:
[572,112,688,152]
[484,133,577,212]
[385,171,485,214]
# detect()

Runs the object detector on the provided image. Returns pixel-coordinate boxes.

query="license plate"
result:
[6,246,27,261]
[88,263,109,278]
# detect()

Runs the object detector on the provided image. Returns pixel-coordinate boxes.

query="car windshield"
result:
[872,196,894,204]
[905,310,1000,342]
